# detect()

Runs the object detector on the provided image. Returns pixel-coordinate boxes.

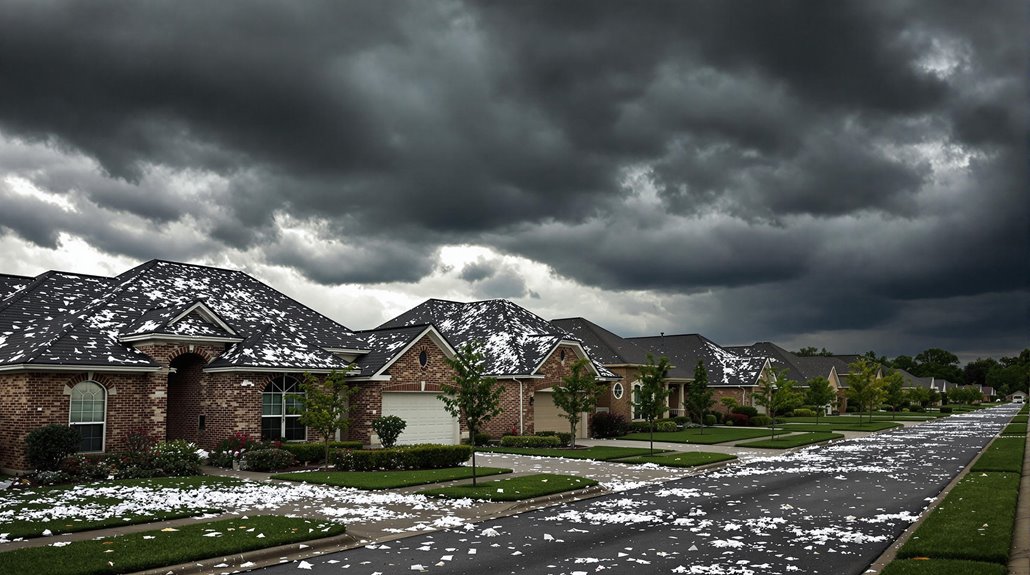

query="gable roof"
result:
[351,324,455,378]
[377,299,615,378]
[726,341,808,383]
[0,260,369,372]
[0,273,31,301]
[627,333,765,386]
[551,317,650,365]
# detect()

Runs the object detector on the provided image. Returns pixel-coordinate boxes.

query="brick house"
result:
[553,318,766,422]
[0,260,459,471]
[377,300,617,440]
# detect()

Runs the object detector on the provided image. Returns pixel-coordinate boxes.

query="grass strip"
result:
[1010,415,1028,423]
[421,473,597,501]
[735,432,844,449]
[621,427,771,445]
[271,466,512,489]
[1001,423,1027,435]
[0,516,345,575]
[618,452,735,468]
[774,421,899,432]
[970,436,1026,473]
[897,472,1019,564]
[478,446,667,461]
[880,559,1008,575]
[0,476,243,539]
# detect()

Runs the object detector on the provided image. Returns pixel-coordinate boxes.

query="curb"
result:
[135,533,358,575]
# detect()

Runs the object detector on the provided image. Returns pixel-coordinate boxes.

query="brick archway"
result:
[166,353,207,442]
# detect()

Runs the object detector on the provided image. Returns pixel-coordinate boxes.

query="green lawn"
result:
[271,466,512,489]
[477,446,666,461]
[0,516,344,575]
[0,476,242,539]
[421,473,597,501]
[775,421,900,432]
[621,427,771,445]
[618,452,736,467]
[971,436,1026,473]
[1001,423,1027,436]
[782,415,940,424]
[881,559,1008,575]
[735,432,844,449]
[1011,415,1028,424]
[897,472,1019,564]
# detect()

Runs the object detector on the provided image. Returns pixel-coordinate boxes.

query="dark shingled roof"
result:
[0,260,380,372]
[726,342,808,383]
[352,324,443,377]
[627,333,765,386]
[550,317,650,365]
[0,273,31,301]
[378,299,615,378]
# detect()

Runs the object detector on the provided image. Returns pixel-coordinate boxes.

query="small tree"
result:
[298,369,360,466]
[551,358,604,448]
[720,396,738,414]
[804,376,835,425]
[372,415,407,449]
[846,358,884,425]
[439,340,504,486]
[686,360,715,434]
[754,369,801,441]
[906,386,931,408]
[880,370,905,419]
[633,354,671,455]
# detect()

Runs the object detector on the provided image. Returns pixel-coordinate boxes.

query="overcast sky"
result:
[0,1,1026,361]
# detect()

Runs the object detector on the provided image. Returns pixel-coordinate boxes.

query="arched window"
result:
[632,383,643,420]
[69,381,105,452]
[262,375,305,441]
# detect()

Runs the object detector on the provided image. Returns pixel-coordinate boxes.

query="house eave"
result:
[0,363,161,373]
[119,334,244,344]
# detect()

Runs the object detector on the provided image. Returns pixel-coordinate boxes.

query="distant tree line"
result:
[793,346,1030,397]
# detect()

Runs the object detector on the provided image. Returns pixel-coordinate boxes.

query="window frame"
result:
[631,382,643,421]
[68,380,106,453]
[262,374,307,442]
[612,382,624,400]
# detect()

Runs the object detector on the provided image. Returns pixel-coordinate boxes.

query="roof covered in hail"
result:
[551,317,650,365]
[351,324,442,377]
[0,273,31,301]
[0,260,374,371]
[726,341,809,383]
[627,333,765,386]
[377,299,615,378]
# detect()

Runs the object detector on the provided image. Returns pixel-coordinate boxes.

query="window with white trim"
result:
[612,382,624,400]
[262,375,306,441]
[69,381,105,452]
[632,383,642,420]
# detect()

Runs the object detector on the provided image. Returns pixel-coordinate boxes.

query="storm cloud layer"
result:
[0,0,1025,358]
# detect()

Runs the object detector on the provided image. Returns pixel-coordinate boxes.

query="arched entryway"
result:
[166,353,206,442]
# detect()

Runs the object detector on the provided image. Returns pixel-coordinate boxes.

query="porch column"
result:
[678,384,686,418]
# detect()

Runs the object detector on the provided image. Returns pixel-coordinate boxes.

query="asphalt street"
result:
[257,405,1019,575]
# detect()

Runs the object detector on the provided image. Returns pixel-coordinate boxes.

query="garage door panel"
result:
[535,391,588,438]
[381,392,459,446]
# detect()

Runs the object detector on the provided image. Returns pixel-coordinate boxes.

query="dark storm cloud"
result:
[0,0,1024,355]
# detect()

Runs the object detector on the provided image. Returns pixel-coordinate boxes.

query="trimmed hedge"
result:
[732,406,759,418]
[333,444,471,471]
[244,448,296,472]
[725,413,749,427]
[501,435,561,448]
[535,431,574,446]
[792,408,816,418]
[26,425,82,471]
[280,441,364,464]
[749,415,771,427]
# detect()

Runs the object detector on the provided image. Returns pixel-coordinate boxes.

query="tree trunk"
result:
[569,419,577,449]
[470,425,478,487]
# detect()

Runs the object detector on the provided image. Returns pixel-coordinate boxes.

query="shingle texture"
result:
[551,317,650,365]
[628,334,765,386]
[378,299,615,378]
[0,273,31,301]
[0,260,370,371]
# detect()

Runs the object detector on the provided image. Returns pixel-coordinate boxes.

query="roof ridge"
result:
[220,266,357,337]
[21,262,158,365]
[0,270,57,316]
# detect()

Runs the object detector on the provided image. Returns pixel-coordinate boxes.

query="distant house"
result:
[0,260,460,471]
[555,318,766,421]
[378,300,616,439]
[1009,391,1027,403]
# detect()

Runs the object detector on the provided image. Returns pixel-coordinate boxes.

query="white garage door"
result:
[381,392,459,446]
[534,390,588,439]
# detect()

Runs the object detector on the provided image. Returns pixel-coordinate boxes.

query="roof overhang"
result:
[119,334,244,344]
[0,363,161,373]
[169,301,239,336]
[203,366,360,375]
[531,339,604,377]
[370,325,457,379]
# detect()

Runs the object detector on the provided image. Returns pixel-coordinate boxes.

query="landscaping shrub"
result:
[703,414,717,426]
[792,408,816,418]
[243,448,296,472]
[656,421,677,432]
[152,439,202,476]
[334,444,471,471]
[749,415,771,427]
[940,406,953,414]
[628,421,652,433]
[726,413,750,427]
[724,420,734,426]
[372,415,407,449]
[591,412,629,438]
[462,432,492,446]
[731,406,758,418]
[845,405,858,413]
[209,431,272,468]
[910,405,925,413]
[535,431,574,446]
[60,453,112,481]
[673,415,691,426]
[26,424,82,471]
[279,441,363,465]
[501,435,562,448]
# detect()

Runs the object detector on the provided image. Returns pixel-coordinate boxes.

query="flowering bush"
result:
[153,439,202,476]
[725,413,750,427]
[209,432,275,468]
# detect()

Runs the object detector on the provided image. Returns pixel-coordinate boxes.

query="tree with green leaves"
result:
[845,358,884,425]
[905,385,932,408]
[804,376,835,425]
[297,369,360,466]
[796,346,833,357]
[551,358,604,448]
[754,369,801,441]
[633,354,671,455]
[880,370,905,419]
[439,340,504,486]
[686,360,715,434]
[720,396,738,414]
[912,348,963,382]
